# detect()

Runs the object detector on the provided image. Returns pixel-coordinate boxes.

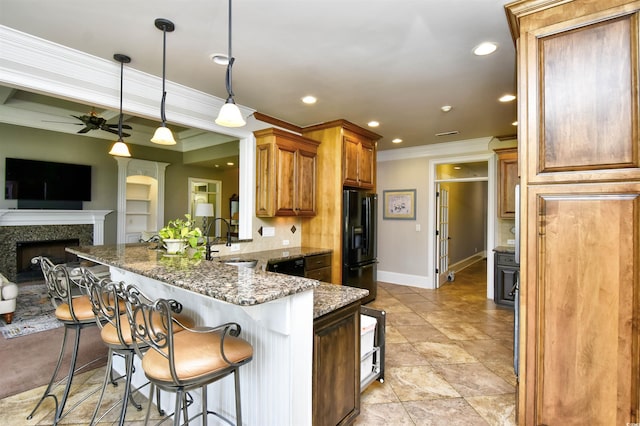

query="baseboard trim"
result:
[377,270,432,289]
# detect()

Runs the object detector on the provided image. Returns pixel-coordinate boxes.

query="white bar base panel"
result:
[108,267,314,426]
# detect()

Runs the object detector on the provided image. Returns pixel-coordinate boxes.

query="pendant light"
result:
[151,18,177,145]
[109,53,132,157]
[215,0,246,127]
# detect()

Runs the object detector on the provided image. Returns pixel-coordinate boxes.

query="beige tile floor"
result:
[0,259,515,425]
[357,259,516,425]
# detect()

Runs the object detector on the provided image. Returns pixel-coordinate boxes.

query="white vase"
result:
[163,239,187,254]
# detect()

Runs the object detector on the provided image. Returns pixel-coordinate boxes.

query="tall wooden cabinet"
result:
[301,120,381,283]
[506,1,640,423]
[254,128,320,217]
[495,147,518,218]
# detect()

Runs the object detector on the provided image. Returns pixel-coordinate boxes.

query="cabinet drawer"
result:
[496,253,517,266]
[305,266,332,282]
[305,253,331,271]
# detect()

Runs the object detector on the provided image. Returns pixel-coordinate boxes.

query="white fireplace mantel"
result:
[0,209,112,244]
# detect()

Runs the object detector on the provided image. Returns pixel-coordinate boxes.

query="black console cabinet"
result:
[494,251,518,308]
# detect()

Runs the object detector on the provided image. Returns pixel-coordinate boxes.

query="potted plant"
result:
[158,214,204,258]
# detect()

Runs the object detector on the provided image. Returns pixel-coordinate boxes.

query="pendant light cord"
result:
[226,0,235,99]
[160,26,168,124]
[118,60,124,138]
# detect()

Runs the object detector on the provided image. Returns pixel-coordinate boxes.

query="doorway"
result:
[428,155,496,297]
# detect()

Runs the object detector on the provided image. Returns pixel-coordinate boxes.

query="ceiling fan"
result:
[72,110,132,136]
[45,109,132,137]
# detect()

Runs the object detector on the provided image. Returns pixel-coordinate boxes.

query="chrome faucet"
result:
[201,217,232,260]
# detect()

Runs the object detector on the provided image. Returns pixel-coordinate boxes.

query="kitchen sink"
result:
[220,258,258,268]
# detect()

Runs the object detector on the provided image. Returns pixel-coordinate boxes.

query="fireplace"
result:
[0,209,112,281]
[16,239,80,282]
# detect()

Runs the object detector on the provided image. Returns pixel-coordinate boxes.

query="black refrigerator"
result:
[342,189,377,304]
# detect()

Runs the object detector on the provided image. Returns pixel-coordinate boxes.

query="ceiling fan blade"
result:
[77,127,92,134]
[121,131,131,138]
[105,123,132,130]
[42,120,83,125]
[102,127,120,135]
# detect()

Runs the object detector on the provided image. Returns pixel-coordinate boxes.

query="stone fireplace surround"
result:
[0,210,111,281]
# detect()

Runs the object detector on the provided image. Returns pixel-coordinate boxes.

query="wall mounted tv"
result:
[5,158,92,209]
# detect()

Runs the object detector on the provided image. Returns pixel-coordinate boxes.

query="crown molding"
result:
[377,137,493,162]
[0,25,255,139]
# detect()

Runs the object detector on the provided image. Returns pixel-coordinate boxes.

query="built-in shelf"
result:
[115,158,169,244]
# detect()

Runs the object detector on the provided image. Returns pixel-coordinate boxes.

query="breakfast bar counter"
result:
[67,243,368,425]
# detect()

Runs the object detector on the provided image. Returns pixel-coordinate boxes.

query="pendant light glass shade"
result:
[215,0,246,128]
[109,53,132,157]
[216,98,246,127]
[109,140,131,157]
[150,126,177,145]
[152,18,177,145]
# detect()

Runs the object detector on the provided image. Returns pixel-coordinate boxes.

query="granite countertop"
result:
[68,244,368,318]
[494,245,516,253]
[216,247,332,271]
[313,284,369,319]
[68,244,320,307]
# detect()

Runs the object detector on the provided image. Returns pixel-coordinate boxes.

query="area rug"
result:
[0,283,62,339]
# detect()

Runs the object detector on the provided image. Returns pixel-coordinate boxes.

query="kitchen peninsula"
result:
[67,243,368,426]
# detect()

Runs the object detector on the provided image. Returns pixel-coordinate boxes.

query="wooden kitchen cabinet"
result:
[313,301,360,426]
[343,131,375,189]
[494,147,518,218]
[254,128,320,217]
[506,1,640,423]
[493,251,517,307]
[305,252,332,282]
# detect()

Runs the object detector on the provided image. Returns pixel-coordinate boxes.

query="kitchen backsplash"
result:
[496,218,516,247]
[210,216,303,256]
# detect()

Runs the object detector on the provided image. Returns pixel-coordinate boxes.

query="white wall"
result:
[376,138,496,293]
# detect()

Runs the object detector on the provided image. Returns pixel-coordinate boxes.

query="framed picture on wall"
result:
[383,189,416,220]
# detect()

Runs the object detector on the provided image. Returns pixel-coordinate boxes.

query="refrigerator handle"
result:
[515,184,520,264]
[363,197,370,254]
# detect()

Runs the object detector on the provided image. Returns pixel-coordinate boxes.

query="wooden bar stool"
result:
[26,256,104,425]
[83,273,195,425]
[123,284,254,426]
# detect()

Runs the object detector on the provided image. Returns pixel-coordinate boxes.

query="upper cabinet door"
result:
[525,10,640,183]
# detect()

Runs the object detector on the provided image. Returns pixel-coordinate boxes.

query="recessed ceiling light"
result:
[473,42,497,56]
[440,105,452,112]
[227,162,234,166]
[392,138,402,144]
[214,164,220,168]
[368,121,380,127]
[453,166,462,170]
[210,53,229,65]
[302,95,317,104]
[499,94,516,102]
[512,121,518,126]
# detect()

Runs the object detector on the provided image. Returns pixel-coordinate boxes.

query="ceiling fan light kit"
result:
[215,0,246,128]
[109,53,132,157]
[151,18,177,145]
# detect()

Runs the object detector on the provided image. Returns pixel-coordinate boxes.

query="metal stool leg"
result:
[90,348,115,425]
[53,325,83,424]
[234,369,242,426]
[26,325,71,421]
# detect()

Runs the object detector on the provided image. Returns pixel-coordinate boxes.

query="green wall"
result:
[0,123,236,244]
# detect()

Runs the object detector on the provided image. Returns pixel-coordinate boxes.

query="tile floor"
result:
[357,259,516,425]
[0,258,515,425]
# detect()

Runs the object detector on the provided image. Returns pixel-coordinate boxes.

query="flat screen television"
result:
[5,158,92,205]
